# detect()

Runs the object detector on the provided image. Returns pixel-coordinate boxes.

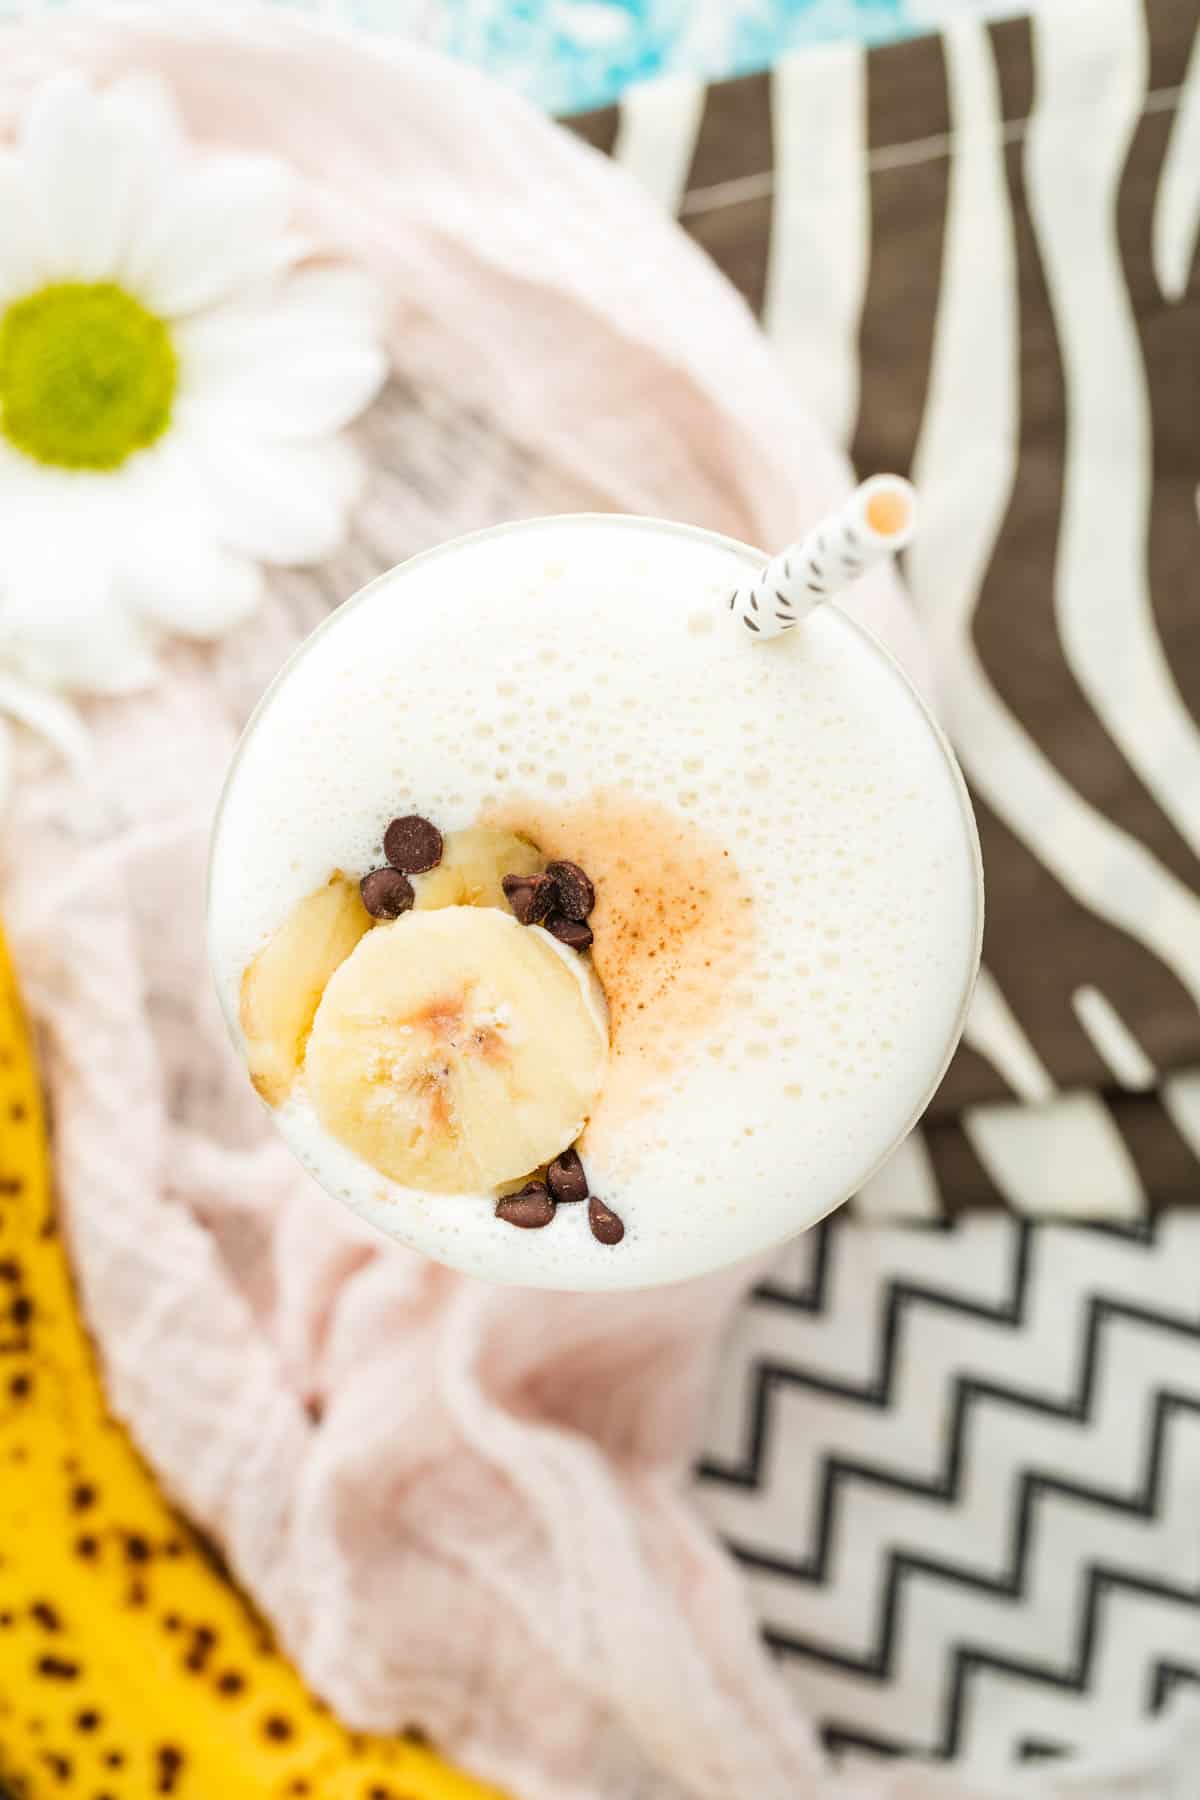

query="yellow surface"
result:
[0,923,505,1800]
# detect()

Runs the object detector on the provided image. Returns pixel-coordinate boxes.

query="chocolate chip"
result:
[359,867,415,920]
[587,1197,625,1246]
[495,1183,556,1230]
[546,860,595,921]
[383,815,443,874]
[501,872,556,926]
[546,1148,588,1205]
[544,913,594,953]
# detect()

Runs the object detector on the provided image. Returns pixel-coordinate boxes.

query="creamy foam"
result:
[209,515,981,1289]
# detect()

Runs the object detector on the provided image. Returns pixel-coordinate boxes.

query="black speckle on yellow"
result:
[35,1654,80,1680]
[8,1372,31,1399]
[163,1539,185,1559]
[155,1743,185,1794]
[216,1669,245,1697]
[9,1294,32,1326]
[124,1532,152,1563]
[127,1579,149,1608]
[0,1258,19,1281]
[162,1612,182,1633]
[75,1709,102,1732]
[288,1783,311,1796]
[0,1610,13,1627]
[103,1749,125,1768]
[9,1100,27,1121]
[30,1600,62,1631]
[184,1624,217,1672]
[74,1534,100,1561]
[262,1713,294,1743]
[70,1482,98,1512]
[39,1749,71,1782]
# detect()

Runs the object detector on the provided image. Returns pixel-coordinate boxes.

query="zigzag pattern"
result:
[694,1215,1200,1769]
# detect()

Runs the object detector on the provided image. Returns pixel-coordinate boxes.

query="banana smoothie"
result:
[208,513,982,1289]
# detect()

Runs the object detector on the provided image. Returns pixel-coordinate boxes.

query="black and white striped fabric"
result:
[568,0,1200,1229]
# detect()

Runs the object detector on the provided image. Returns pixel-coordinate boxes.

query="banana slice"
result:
[239,873,372,1105]
[305,906,608,1194]
[413,826,542,911]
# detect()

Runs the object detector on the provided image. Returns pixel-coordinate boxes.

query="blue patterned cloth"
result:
[434,0,925,113]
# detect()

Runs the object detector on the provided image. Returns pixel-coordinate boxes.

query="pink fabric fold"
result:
[7,10,1183,1799]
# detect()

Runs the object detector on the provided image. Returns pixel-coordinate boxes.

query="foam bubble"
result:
[209,515,980,1291]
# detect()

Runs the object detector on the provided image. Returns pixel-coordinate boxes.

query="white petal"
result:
[0,435,111,506]
[181,338,388,442]
[0,533,158,696]
[176,262,386,376]
[0,153,50,301]
[100,73,186,167]
[98,73,188,271]
[273,265,386,343]
[18,73,142,282]
[125,153,299,318]
[116,520,265,640]
[174,264,388,440]
[180,429,365,565]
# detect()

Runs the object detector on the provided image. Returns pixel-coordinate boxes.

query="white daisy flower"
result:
[0,71,389,808]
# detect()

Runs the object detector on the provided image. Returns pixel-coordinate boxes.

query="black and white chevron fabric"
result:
[695,1211,1200,1782]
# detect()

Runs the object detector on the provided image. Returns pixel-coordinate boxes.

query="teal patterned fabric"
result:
[431,0,942,113]
[1,0,1005,113]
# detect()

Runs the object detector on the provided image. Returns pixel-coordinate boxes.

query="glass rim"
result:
[208,512,984,1273]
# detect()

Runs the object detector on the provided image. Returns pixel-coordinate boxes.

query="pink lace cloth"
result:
[2,10,1195,1799]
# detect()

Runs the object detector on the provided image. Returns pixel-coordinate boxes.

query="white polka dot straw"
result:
[730,475,917,641]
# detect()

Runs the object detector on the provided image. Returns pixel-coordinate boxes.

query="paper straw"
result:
[729,475,917,641]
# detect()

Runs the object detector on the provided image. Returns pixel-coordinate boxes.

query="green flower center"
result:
[0,281,177,471]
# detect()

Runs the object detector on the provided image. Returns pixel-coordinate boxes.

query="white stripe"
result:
[1071,985,1157,1091]
[1162,1068,1200,1159]
[963,964,1056,1103]
[965,1091,1145,1218]
[1153,20,1200,301]
[612,73,705,217]
[1028,0,1200,860]
[854,1129,940,1219]
[908,18,1200,1014]
[763,45,868,449]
